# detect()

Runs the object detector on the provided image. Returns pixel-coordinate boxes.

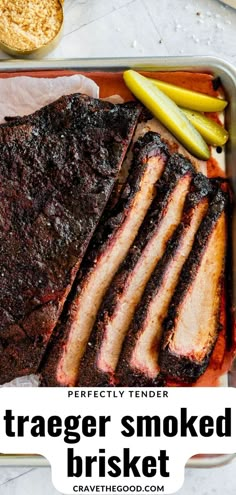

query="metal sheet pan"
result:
[0,453,235,469]
[0,55,235,469]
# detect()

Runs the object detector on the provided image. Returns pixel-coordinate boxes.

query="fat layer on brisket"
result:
[0,93,140,384]
[159,186,228,382]
[39,132,169,386]
[78,153,195,386]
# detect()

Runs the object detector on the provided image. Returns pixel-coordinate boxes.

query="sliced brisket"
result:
[159,186,228,382]
[116,174,212,386]
[78,154,195,386]
[0,93,140,384]
[40,132,169,386]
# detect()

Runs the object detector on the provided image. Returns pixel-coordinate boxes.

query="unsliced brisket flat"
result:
[116,173,212,386]
[78,153,195,386]
[159,186,228,382]
[40,132,169,386]
[0,93,140,384]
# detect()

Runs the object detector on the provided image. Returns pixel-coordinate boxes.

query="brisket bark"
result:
[78,154,195,386]
[130,117,208,175]
[116,174,212,386]
[40,132,169,386]
[0,93,140,384]
[159,186,228,382]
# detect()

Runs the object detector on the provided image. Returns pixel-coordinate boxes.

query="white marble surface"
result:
[0,460,236,495]
[0,0,236,493]
[0,0,235,64]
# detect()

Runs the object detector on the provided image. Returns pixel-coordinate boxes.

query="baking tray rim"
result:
[0,454,235,469]
[0,54,235,74]
[0,55,235,469]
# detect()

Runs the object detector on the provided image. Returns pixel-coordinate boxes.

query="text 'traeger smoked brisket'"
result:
[160,186,228,382]
[40,132,169,386]
[0,93,141,384]
[78,153,195,386]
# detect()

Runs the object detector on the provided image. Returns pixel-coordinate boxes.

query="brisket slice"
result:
[78,154,195,386]
[0,93,141,384]
[40,132,169,386]
[159,186,228,382]
[116,174,212,386]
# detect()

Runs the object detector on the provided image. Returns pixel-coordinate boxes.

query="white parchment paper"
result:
[0,74,99,386]
[0,74,99,123]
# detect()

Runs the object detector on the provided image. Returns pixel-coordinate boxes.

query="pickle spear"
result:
[123,70,210,160]
[149,78,228,112]
[181,108,229,146]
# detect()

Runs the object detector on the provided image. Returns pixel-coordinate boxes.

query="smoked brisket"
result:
[159,186,228,382]
[0,93,140,384]
[78,153,195,386]
[116,173,212,386]
[40,132,169,386]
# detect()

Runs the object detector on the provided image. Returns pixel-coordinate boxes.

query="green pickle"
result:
[149,78,228,112]
[180,108,229,146]
[123,70,210,160]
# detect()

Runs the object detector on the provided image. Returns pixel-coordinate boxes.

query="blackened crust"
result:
[116,173,212,386]
[160,188,228,382]
[163,190,227,327]
[100,154,195,319]
[40,132,169,386]
[79,132,170,275]
[0,94,141,384]
[159,352,210,383]
[78,153,195,386]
